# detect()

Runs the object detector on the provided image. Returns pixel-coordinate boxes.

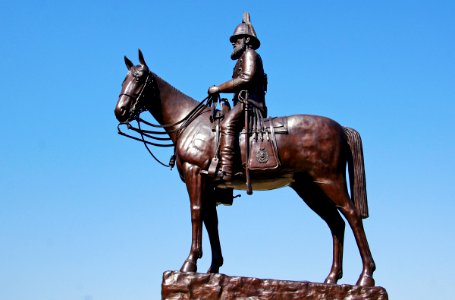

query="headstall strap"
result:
[129,72,153,119]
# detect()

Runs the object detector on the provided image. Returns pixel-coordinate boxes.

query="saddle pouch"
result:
[248,138,280,170]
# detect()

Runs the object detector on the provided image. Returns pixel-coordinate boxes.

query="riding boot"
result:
[219,132,235,181]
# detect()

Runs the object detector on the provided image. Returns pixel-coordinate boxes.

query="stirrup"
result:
[212,168,232,182]
[200,157,221,177]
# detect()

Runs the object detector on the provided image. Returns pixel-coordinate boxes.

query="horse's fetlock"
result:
[215,256,224,266]
[370,261,376,273]
[337,270,343,279]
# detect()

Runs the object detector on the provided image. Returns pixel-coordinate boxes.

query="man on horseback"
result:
[208,12,268,181]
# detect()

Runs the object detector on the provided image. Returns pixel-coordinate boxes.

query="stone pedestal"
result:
[161,271,388,300]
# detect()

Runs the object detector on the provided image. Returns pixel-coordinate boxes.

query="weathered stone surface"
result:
[162,271,388,300]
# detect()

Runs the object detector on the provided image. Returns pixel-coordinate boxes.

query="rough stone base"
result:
[162,271,388,300]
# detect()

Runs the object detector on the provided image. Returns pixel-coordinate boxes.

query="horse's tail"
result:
[344,127,369,219]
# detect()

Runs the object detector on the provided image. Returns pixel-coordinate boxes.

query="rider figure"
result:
[208,12,268,181]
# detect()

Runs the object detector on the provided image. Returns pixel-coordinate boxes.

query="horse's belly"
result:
[218,175,294,191]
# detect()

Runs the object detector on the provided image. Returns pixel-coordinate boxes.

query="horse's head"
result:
[115,49,153,123]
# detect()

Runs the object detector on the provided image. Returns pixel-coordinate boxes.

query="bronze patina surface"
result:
[115,12,378,288]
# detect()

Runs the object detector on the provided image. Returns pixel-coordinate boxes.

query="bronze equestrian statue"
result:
[114,12,376,287]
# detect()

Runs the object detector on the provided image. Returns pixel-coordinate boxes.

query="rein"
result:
[117,70,217,168]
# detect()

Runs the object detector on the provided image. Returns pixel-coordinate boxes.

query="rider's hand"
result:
[208,86,220,95]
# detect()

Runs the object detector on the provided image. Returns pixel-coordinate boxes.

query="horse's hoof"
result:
[207,257,223,273]
[207,265,219,273]
[324,278,337,285]
[356,274,375,287]
[180,259,197,273]
[324,272,342,284]
[324,276,338,285]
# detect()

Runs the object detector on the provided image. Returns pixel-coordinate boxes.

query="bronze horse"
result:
[114,50,376,286]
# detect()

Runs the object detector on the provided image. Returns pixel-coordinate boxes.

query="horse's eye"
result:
[133,72,142,81]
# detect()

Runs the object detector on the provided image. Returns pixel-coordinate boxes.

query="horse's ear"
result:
[124,56,133,70]
[138,49,148,67]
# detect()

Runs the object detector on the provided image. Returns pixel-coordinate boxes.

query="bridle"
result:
[117,69,215,168]
[119,69,154,122]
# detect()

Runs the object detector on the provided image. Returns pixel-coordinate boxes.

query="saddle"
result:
[203,99,287,205]
[208,100,288,176]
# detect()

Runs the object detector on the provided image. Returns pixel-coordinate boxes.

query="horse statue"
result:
[114,50,376,287]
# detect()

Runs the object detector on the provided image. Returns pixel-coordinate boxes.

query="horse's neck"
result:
[149,74,199,141]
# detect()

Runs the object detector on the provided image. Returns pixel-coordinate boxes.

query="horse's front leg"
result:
[180,163,205,273]
[203,190,223,273]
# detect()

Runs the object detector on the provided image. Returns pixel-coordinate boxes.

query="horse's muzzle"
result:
[115,95,131,122]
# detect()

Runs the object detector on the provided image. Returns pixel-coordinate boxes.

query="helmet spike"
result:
[242,12,251,25]
[230,11,260,49]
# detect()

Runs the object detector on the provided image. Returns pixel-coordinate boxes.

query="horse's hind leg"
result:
[319,176,376,286]
[203,194,223,273]
[291,178,345,284]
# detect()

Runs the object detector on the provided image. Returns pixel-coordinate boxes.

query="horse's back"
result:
[275,114,347,173]
[176,112,347,186]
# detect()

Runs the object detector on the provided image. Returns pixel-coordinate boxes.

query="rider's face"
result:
[231,37,245,60]
[232,38,243,49]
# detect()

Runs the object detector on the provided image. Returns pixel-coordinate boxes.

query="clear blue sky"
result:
[1,1,454,299]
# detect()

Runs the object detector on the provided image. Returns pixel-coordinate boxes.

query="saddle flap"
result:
[239,114,283,171]
[248,138,280,170]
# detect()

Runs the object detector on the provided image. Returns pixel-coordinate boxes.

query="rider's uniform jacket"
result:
[218,48,267,116]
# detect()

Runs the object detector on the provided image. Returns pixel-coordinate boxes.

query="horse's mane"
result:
[153,72,198,104]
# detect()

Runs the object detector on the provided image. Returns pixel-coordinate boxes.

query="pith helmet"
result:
[230,12,260,50]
